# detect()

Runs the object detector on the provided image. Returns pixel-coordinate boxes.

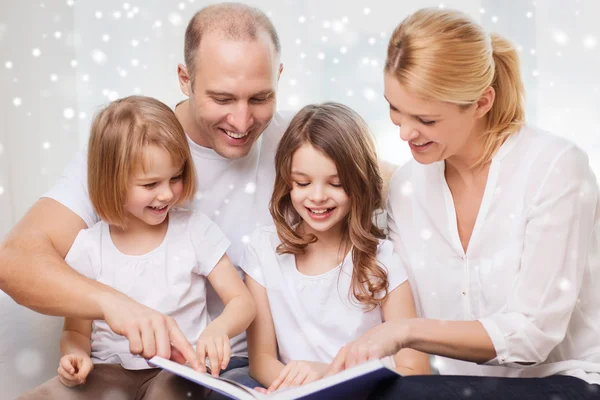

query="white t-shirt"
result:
[65,208,229,370]
[387,126,600,384]
[239,225,408,365]
[43,111,293,358]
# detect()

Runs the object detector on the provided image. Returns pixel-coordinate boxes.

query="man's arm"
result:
[0,198,200,367]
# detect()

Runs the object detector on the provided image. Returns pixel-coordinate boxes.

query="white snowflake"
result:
[95,11,103,19]
[241,235,250,244]
[491,15,499,23]
[32,48,41,57]
[401,181,413,196]
[91,49,107,64]
[298,16,306,23]
[13,97,22,107]
[70,59,78,67]
[288,96,299,107]
[559,278,571,292]
[583,35,597,49]
[78,112,86,119]
[43,141,51,149]
[317,52,325,60]
[0,143,3,154]
[553,30,569,45]
[63,108,75,119]
[102,34,110,42]
[108,91,119,101]
[0,186,4,196]
[168,12,182,26]
[50,73,58,82]
[364,88,376,102]
[420,229,432,240]
[363,8,371,15]
[245,182,256,194]
[113,11,122,19]
[5,61,13,69]
[54,31,62,39]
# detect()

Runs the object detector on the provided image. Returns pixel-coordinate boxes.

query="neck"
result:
[299,221,350,256]
[445,119,490,183]
[112,215,168,237]
[174,99,210,148]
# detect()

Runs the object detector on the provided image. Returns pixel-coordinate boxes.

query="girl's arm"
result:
[381,281,431,375]
[245,274,286,388]
[61,317,93,357]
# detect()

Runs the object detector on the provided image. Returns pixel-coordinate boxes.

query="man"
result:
[2,3,289,392]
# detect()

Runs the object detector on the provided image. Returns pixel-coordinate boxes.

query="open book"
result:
[148,356,399,399]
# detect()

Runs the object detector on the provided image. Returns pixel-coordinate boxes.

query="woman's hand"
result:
[267,361,328,392]
[327,320,408,375]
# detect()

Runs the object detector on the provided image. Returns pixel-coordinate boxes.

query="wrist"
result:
[398,318,417,350]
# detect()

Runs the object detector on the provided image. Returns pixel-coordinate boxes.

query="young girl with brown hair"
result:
[240,102,430,394]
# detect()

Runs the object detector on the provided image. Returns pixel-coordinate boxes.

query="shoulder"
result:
[248,225,280,249]
[375,239,400,264]
[511,126,593,182]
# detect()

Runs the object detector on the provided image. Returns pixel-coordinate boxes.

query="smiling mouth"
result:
[149,205,168,211]
[411,141,433,147]
[307,207,335,214]
[221,129,250,139]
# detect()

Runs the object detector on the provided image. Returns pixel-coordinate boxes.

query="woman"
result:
[329,8,600,399]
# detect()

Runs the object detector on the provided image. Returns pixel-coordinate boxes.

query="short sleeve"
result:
[64,228,98,280]
[189,212,231,276]
[239,228,267,287]
[42,147,100,228]
[376,239,408,293]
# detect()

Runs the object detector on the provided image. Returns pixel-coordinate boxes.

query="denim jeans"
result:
[368,374,600,400]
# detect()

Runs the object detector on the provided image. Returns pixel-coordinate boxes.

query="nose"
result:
[157,185,173,203]
[226,103,254,134]
[308,184,327,203]
[399,122,419,142]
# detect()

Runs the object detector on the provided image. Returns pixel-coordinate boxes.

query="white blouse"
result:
[386,126,600,384]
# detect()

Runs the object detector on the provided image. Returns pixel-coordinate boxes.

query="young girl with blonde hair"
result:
[240,102,430,394]
[20,96,256,400]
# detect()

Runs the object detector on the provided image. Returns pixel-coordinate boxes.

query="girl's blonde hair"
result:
[88,96,197,228]
[385,8,525,167]
[270,102,388,310]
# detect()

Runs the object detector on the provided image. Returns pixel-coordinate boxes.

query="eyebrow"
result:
[383,95,441,119]
[291,171,339,179]
[205,90,274,98]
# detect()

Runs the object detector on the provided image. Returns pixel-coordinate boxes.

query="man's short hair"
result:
[184,2,281,85]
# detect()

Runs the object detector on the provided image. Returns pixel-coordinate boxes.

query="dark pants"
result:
[205,356,262,400]
[369,374,600,400]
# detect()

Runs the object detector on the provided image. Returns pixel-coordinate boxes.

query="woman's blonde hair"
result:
[385,8,525,167]
[88,96,197,229]
[270,102,388,310]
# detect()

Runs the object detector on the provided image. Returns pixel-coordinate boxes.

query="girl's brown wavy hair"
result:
[270,102,388,310]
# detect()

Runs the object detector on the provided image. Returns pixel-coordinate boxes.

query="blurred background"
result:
[0,0,599,397]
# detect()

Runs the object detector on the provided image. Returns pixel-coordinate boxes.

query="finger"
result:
[127,326,144,356]
[206,340,220,377]
[60,357,76,375]
[254,387,268,394]
[168,319,200,371]
[213,336,224,375]
[290,368,308,387]
[152,316,170,360]
[221,336,231,370]
[170,346,186,365]
[195,341,207,374]
[279,367,301,391]
[326,347,347,376]
[58,375,78,388]
[268,365,291,392]
[140,320,157,359]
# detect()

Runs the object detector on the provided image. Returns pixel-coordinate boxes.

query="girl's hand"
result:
[327,321,407,375]
[267,361,327,392]
[57,354,94,387]
[196,329,231,377]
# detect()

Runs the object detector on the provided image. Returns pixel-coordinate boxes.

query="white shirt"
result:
[387,126,600,384]
[239,226,408,365]
[65,209,229,369]
[43,110,293,357]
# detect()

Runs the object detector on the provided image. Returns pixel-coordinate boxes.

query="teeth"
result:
[150,205,167,210]
[310,208,333,214]
[412,142,431,146]
[224,130,249,139]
